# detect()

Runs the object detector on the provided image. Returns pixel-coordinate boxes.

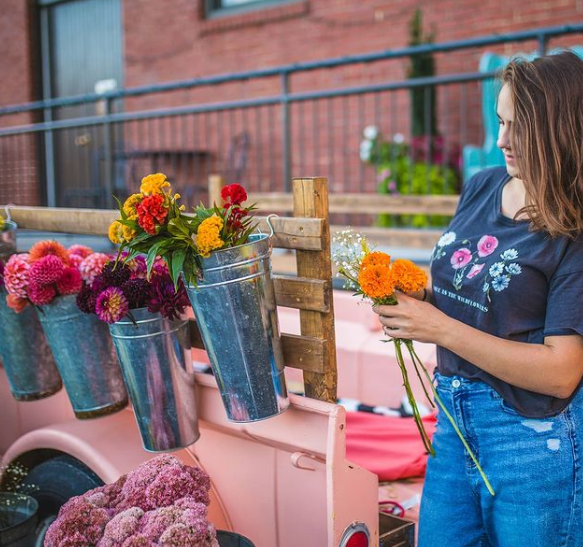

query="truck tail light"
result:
[339,522,370,547]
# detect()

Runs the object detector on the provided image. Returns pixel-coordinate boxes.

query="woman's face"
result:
[496,83,520,178]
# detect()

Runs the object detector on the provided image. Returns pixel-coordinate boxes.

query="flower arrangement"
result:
[108,173,257,287]
[2,241,104,313]
[45,455,219,547]
[333,229,494,496]
[359,126,459,228]
[77,254,191,324]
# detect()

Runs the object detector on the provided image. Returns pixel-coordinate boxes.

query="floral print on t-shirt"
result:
[431,231,522,302]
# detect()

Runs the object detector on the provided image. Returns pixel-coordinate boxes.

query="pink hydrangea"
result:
[450,248,472,270]
[79,253,112,285]
[4,253,31,298]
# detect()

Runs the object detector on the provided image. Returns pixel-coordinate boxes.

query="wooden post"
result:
[293,177,337,402]
[208,174,224,206]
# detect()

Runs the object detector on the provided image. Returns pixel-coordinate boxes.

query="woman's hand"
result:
[373,292,452,345]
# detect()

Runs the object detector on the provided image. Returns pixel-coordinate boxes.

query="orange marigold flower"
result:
[28,240,70,265]
[391,259,428,293]
[358,263,396,300]
[361,251,391,269]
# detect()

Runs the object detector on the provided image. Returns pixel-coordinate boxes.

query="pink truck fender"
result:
[1,369,379,546]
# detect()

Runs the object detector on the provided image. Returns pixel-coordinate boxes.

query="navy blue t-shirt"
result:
[430,166,583,418]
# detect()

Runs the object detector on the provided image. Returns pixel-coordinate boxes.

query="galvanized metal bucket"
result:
[185,232,289,423]
[36,294,128,419]
[0,291,62,401]
[0,217,18,261]
[109,308,200,452]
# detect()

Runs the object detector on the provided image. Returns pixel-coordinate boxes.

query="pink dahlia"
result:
[4,253,31,298]
[80,253,111,285]
[68,244,93,259]
[28,255,65,286]
[6,293,28,313]
[68,254,83,269]
[57,267,83,295]
[96,287,129,324]
[28,240,70,265]
[28,281,57,306]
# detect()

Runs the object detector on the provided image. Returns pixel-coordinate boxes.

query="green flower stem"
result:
[402,338,435,409]
[406,341,496,497]
[393,339,435,457]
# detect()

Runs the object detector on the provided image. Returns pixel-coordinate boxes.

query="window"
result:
[205,0,292,18]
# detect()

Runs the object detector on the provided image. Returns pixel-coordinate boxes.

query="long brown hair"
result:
[502,51,583,238]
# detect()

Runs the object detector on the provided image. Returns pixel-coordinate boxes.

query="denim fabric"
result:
[418,373,583,547]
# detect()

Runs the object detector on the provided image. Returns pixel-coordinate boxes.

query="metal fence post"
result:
[103,97,114,208]
[281,71,291,192]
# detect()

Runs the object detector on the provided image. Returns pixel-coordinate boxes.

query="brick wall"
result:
[0,0,582,204]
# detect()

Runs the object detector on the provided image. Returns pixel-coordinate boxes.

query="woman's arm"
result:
[374,293,583,399]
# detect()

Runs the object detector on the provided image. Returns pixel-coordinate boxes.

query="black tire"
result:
[21,455,104,544]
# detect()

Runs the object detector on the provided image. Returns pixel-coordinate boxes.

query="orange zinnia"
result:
[358,263,396,300]
[361,251,391,269]
[28,240,70,265]
[391,259,428,293]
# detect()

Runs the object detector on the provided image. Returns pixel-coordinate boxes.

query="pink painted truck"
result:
[0,178,433,546]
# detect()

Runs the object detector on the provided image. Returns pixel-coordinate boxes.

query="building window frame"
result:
[204,0,296,19]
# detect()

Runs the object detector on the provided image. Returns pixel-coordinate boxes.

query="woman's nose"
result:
[497,125,510,150]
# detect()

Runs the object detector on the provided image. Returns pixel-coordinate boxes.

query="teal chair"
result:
[462,47,583,182]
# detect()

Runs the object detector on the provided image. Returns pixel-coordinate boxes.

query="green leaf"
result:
[171,249,186,289]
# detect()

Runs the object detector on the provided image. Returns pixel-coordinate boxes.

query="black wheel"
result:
[20,454,104,545]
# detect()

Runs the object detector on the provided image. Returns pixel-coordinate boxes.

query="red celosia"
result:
[28,255,65,286]
[137,195,168,235]
[221,183,247,205]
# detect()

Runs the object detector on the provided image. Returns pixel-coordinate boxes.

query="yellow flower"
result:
[122,215,138,242]
[196,216,224,258]
[140,173,170,196]
[0,217,4,230]
[123,193,142,217]
[108,221,124,244]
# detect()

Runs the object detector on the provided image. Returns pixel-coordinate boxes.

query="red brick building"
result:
[0,0,582,207]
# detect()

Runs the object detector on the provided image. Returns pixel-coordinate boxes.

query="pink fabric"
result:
[345,411,437,481]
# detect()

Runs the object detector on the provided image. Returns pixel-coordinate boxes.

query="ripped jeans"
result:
[418,372,583,547]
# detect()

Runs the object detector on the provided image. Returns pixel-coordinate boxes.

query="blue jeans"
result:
[418,372,583,547]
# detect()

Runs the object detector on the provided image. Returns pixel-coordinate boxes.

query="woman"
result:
[374,50,583,546]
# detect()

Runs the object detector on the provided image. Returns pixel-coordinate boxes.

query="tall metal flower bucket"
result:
[36,294,128,419]
[109,308,200,452]
[185,232,289,422]
[0,291,62,401]
[0,219,18,260]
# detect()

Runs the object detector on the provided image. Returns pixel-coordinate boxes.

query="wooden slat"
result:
[254,216,324,250]
[333,225,443,249]
[273,275,330,312]
[293,177,337,403]
[9,206,118,235]
[248,192,460,216]
[188,320,325,373]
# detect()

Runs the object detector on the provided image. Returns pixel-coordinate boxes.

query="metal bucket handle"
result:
[262,214,278,248]
[4,204,13,223]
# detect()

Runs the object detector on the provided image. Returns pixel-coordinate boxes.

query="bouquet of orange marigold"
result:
[109,173,257,288]
[332,229,494,496]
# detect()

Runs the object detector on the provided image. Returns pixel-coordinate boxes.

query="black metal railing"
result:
[1,23,582,229]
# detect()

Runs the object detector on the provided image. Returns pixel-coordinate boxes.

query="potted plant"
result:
[3,241,128,418]
[77,255,199,452]
[109,173,288,423]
